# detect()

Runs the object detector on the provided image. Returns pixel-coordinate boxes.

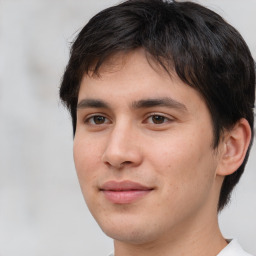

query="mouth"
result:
[100,180,154,204]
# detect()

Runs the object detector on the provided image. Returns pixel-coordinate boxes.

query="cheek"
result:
[145,136,217,222]
[73,138,103,212]
[147,133,216,192]
[73,137,101,186]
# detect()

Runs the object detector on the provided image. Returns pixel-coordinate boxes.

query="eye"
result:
[146,114,172,124]
[85,115,110,125]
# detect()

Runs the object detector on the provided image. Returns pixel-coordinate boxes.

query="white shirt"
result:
[217,239,253,256]
[107,239,253,256]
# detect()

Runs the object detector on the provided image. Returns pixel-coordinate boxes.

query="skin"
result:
[73,49,249,256]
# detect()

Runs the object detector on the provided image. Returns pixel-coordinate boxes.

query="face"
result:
[74,49,222,245]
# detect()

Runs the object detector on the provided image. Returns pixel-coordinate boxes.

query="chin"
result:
[104,228,154,245]
[98,215,163,245]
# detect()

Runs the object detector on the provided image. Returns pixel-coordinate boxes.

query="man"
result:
[59,0,255,255]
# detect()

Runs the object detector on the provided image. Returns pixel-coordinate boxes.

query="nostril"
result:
[104,161,112,167]
[104,160,133,169]
[117,161,133,168]
[122,161,132,165]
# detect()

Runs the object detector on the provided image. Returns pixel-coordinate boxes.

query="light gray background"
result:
[0,0,255,255]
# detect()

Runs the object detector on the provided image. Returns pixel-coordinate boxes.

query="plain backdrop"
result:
[0,0,255,255]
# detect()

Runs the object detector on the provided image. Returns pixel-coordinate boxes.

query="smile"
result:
[100,180,153,204]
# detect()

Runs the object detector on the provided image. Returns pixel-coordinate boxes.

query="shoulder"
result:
[218,239,254,256]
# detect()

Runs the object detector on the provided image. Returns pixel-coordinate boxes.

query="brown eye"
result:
[151,115,166,124]
[93,116,106,124]
[85,115,109,125]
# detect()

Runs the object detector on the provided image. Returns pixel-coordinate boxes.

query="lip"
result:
[100,180,153,204]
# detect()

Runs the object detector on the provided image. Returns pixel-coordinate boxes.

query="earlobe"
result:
[216,118,251,177]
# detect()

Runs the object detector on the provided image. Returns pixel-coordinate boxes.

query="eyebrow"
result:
[77,97,187,112]
[131,97,187,111]
[77,99,110,109]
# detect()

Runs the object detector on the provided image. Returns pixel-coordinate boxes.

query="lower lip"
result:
[102,190,152,204]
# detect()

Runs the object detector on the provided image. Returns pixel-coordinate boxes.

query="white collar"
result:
[217,239,252,256]
[108,239,252,256]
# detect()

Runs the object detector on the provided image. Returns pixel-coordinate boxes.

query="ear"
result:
[216,118,252,177]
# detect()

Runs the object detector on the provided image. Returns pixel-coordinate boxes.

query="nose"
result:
[102,122,143,169]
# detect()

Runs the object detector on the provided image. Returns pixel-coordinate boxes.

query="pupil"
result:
[94,116,105,124]
[152,115,164,124]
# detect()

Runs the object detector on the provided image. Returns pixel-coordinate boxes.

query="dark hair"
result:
[60,0,255,211]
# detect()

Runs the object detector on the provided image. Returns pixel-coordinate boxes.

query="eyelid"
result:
[84,113,111,125]
[143,112,175,124]
[81,112,175,126]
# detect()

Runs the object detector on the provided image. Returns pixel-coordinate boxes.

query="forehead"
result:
[78,49,205,109]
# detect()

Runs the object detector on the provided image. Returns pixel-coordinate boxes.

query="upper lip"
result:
[100,180,153,191]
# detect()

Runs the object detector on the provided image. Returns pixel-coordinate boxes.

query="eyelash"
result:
[84,114,110,125]
[144,113,173,125]
[84,113,173,126]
